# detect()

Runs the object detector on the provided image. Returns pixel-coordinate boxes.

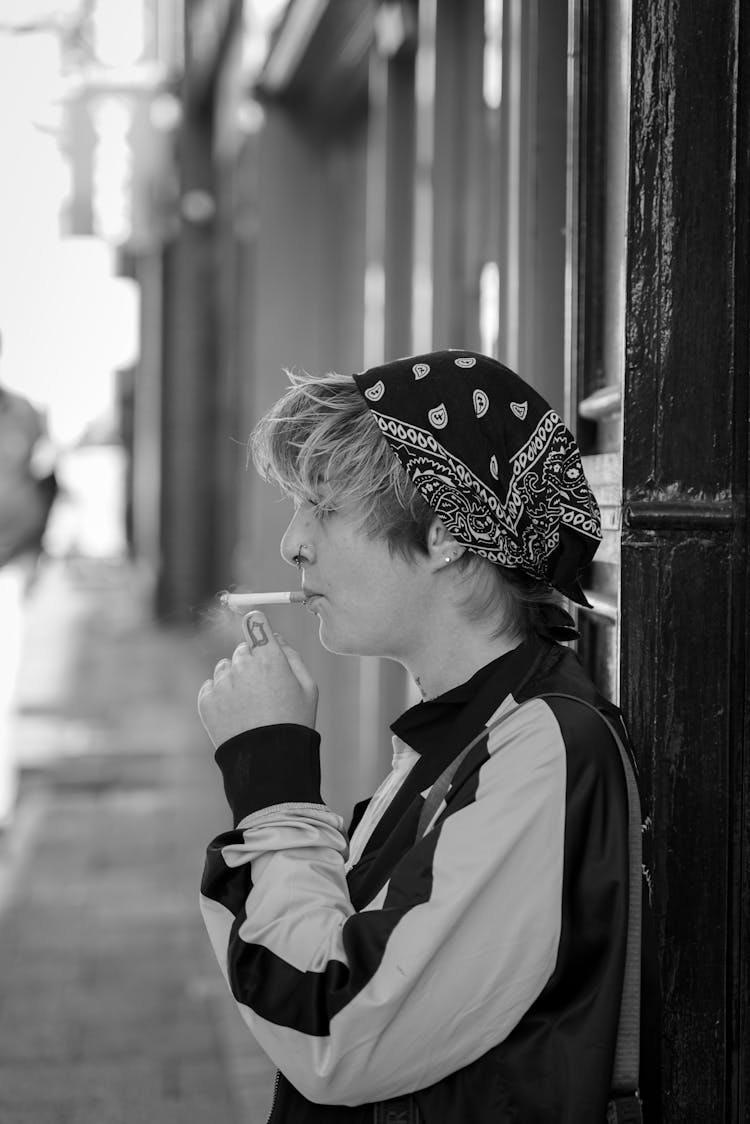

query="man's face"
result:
[279,502,430,660]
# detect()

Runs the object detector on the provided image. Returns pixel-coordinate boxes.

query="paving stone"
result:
[0,562,274,1123]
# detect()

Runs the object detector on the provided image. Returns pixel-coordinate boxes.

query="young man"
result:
[198,351,659,1122]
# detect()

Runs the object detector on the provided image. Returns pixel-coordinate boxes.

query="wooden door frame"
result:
[621,2,750,1120]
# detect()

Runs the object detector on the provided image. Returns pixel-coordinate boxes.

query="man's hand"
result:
[197,611,319,749]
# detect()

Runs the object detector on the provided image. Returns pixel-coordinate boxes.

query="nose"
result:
[280,506,314,567]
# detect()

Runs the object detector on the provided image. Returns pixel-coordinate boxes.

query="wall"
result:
[234,106,378,818]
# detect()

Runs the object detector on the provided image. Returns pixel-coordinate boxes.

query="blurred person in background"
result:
[0,329,58,829]
[197,351,660,1123]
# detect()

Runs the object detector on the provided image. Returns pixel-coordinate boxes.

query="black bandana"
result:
[352,349,601,606]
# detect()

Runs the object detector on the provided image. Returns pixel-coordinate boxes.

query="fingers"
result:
[197,609,319,735]
[274,633,317,695]
[197,677,214,719]
[240,611,316,697]
[215,609,314,691]
[198,654,234,712]
[242,611,273,651]
[213,612,297,672]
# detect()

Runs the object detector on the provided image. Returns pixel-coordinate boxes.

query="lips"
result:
[303,593,323,615]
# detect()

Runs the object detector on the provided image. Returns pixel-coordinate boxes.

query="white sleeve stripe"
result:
[200,701,568,1105]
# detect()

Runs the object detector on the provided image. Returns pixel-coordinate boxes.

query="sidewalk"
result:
[0,560,276,1124]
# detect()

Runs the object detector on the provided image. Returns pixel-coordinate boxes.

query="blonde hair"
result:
[249,370,433,549]
[249,368,559,639]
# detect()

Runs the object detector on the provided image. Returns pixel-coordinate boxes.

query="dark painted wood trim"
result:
[621,2,750,1120]
[625,500,735,531]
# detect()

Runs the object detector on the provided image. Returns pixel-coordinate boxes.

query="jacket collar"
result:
[390,638,549,760]
[346,637,555,898]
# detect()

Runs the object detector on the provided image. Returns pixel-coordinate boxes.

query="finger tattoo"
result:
[246,618,270,649]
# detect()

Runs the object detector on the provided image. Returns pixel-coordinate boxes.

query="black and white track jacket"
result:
[200,637,660,1123]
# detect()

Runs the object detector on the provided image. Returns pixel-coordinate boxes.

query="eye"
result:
[308,486,337,519]
[293,496,330,522]
[311,501,333,522]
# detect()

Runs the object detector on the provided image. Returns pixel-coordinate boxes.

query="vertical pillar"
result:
[498,0,567,406]
[131,248,164,584]
[158,91,218,619]
[621,2,750,1119]
[360,5,420,779]
[431,0,484,349]
[383,32,416,359]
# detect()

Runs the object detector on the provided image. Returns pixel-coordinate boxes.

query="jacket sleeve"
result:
[199,701,568,1106]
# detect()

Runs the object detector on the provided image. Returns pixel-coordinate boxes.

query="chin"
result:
[318,628,359,657]
[317,620,385,659]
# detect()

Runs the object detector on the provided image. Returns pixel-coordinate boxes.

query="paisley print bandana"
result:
[352,349,602,605]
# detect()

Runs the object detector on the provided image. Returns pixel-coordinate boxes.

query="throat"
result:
[414,675,431,702]
[409,633,523,701]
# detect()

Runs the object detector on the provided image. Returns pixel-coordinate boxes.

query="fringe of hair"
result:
[249,369,432,552]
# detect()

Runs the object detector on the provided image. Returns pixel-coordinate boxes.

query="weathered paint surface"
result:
[622,1,749,1121]
[622,537,733,1117]
[625,1,737,494]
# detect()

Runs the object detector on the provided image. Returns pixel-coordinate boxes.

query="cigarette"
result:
[219,591,308,612]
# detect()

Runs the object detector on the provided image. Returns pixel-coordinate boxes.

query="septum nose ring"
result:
[292,545,307,568]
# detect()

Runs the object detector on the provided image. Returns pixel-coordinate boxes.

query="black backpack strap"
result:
[538,694,642,1111]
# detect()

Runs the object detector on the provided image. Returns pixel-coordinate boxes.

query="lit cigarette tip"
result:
[219,590,307,612]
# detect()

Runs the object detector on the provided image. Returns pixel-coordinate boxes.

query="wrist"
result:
[215,724,323,825]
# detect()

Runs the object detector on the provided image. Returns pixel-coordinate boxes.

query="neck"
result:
[405,622,522,701]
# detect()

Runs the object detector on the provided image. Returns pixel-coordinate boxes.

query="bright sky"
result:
[0,4,139,444]
[0,0,288,442]
[0,0,83,23]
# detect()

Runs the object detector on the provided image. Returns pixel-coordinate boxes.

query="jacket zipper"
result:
[266,1069,281,1123]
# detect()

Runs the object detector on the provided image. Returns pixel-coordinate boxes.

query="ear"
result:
[425,518,466,571]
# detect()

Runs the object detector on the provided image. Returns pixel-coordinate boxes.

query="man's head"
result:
[250,367,565,643]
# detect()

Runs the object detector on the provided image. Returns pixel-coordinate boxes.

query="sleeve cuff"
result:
[214,724,322,826]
